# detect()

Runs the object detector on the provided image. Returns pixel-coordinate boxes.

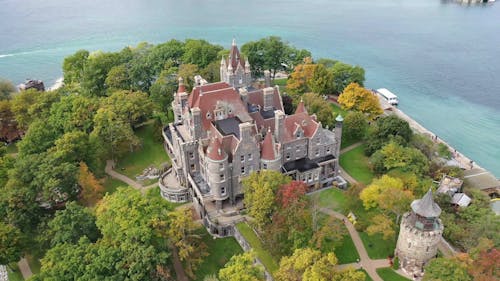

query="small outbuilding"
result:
[451,193,471,207]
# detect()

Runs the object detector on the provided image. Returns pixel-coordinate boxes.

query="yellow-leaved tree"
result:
[337,82,383,120]
[78,162,104,206]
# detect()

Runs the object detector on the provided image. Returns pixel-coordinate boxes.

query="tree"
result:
[373,141,429,176]
[47,202,100,246]
[337,83,382,120]
[366,214,395,240]
[218,252,265,281]
[286,57,316,94]
[0,100,22,142]
[17,120,61,156]
[168,207,208,278]
[423,257,472,281]
[105,63,131,91]
[49,94,99,133]
[365,115,413,155]
[62,49,89,84]
[77,162,104,206]
[103,90,153,127]
[182,39,223,68]
[11,89,60,130]
[0,78,16,100]
[468,248,500,281]
[302,92,335,127]
[359,175,405,209]
[90,107,140,161]
[0,222,24,265]
[177,63,199,92]
[242,171,291,230]
[308,63,334,95]
[81,51,123,96]
[330,62,365,94]
[343,111,369,142]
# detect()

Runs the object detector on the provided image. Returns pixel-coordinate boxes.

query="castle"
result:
[160,40,342,230]
[395,189,444,277]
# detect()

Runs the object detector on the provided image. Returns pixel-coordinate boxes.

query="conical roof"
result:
[261,129,277,160]
[295,99,307,114]
[177,77,186,93]
[411,189,441,218]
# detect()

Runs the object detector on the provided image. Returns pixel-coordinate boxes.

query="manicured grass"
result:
[116,122,169,180]
[26,254,41,274]
[7,264,24,281]
[334,234,360,264]
[194,227,243,281]
[313,187,347,212]
[359,232,395,260]
[235,222,279,274]
[330,103,348,117]
[272,78,287,87]
[102,176,127,195]
[359,269,373,281]
[376,268,411,281]
[339,145,374,185]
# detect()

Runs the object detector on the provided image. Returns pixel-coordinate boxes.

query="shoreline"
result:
[47,77,64,91]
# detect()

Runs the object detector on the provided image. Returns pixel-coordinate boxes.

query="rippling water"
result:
[1,0,499,176]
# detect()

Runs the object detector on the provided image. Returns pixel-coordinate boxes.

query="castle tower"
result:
[220,39,251,88]
[173,77,188,123]
[334,114,343,175]
[205,138,229,210]
[396,189,443,276]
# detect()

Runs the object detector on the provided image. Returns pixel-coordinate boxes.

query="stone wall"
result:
[233,225,274,281]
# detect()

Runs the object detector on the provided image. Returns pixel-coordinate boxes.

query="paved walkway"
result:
[170,247,188,281]
[18,258,33,279]
[105,160,158,193]
[320,208,388,281]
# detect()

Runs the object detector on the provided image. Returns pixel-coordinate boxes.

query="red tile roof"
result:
[283,112,319,142]
[228,42,245,71]
[295,99,307,114]
[261,130,277,160]
[206,137,226,161]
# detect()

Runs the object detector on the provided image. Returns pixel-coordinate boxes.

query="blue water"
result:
[1,0,499,176]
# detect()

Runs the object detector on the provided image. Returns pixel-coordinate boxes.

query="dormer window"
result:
[206,112,212,119]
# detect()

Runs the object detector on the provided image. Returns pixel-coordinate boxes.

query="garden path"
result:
[18,258,33,279]
[105,160,158,192]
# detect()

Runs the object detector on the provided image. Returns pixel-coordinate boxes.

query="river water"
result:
[0,0,499,176]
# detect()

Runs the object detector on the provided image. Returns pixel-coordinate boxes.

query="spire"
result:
[245,58,250,67]
[177,77,186,93]
[411,189,441,218]
[207,138,226,161]
[261,128,277,160]
[336,114,344,122]
[232,38,236,46]
[220,56,226,65]
[295,98,307,114]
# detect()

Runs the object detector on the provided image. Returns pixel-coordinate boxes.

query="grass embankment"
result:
[115,122,170,180]
[272,78,287,87]
[315,188,347,212]
[7,264,24,281]
[334,234,360,264]
[359,269,373,281]
[102,176,126,195]
[194,228,243,281]
[235,222,279,274]
[376,268,411,281]
[5,142,18,154]
[339,145,374,185]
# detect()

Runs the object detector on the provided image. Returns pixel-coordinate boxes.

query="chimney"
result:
[239,122,253,141]
[274,110,285,142]
[263,87,274,111]
[264,70,271,87]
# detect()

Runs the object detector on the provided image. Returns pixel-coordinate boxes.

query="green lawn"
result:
[339,145,375,185]
[26,255,41,275]
[235,222,279,274]
[7,264,24,281]
[194,227,244,281]
[334,234,360,264]
[359,232,395,260]
[313,188,347,212]
[272,78,287,87]
[330,103,348,117]
[115,123,170,180]
[376,268,411,281]
[102,176,127,195]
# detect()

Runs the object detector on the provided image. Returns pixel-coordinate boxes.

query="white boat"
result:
[376,88,399,106]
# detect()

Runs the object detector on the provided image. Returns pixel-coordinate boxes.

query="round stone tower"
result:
[395,189,443,276]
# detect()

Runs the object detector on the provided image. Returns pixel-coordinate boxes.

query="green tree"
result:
[90,107,140,161]
[62,49,89,84]
[360,175,405,209]
[149,61,178,112]
[374,141,429,176]
[11,89,60,130]
[242,171,291,230]
[103,90,153,127]
[49,94,99,133]
[0,222,24,265]
[182,39,223,68]
[308,63,334,95]
[423,257,472,281]
[0,78,16,100]
[302,92,335,127]
[343,111,369,142]
[47,202,100,246]
[337,83,382,120]
[331,62,365,94]
[365,115,413,155]
[366,214,396,240]
[81,51,123,96]
[105,63,131,91]
[286,57,316,94]
[168,207,208,278]
[17,120,61,155]
[0,100,21,142]
[218,252,264,281]
[177,63,199,92]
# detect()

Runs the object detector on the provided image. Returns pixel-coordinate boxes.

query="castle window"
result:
[206,112,211,119]
[408,242,411,248]
[315,149,319,157]
[220,174,224,181]
[262,163,268,169]
[221,187,226,195]
[189,152,194,159]
[219,163,224,170]
[286,153,291,160]
[326,147,331,153]
[190,164,195,171]
[241,155,245,162]
[241,166,245,174]
[308,174,312,182]
[426,246,429,252]
[248,153,252,160]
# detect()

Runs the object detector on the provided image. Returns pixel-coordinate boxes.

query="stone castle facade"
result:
[159,40,342,223]
[395,189,444,277]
